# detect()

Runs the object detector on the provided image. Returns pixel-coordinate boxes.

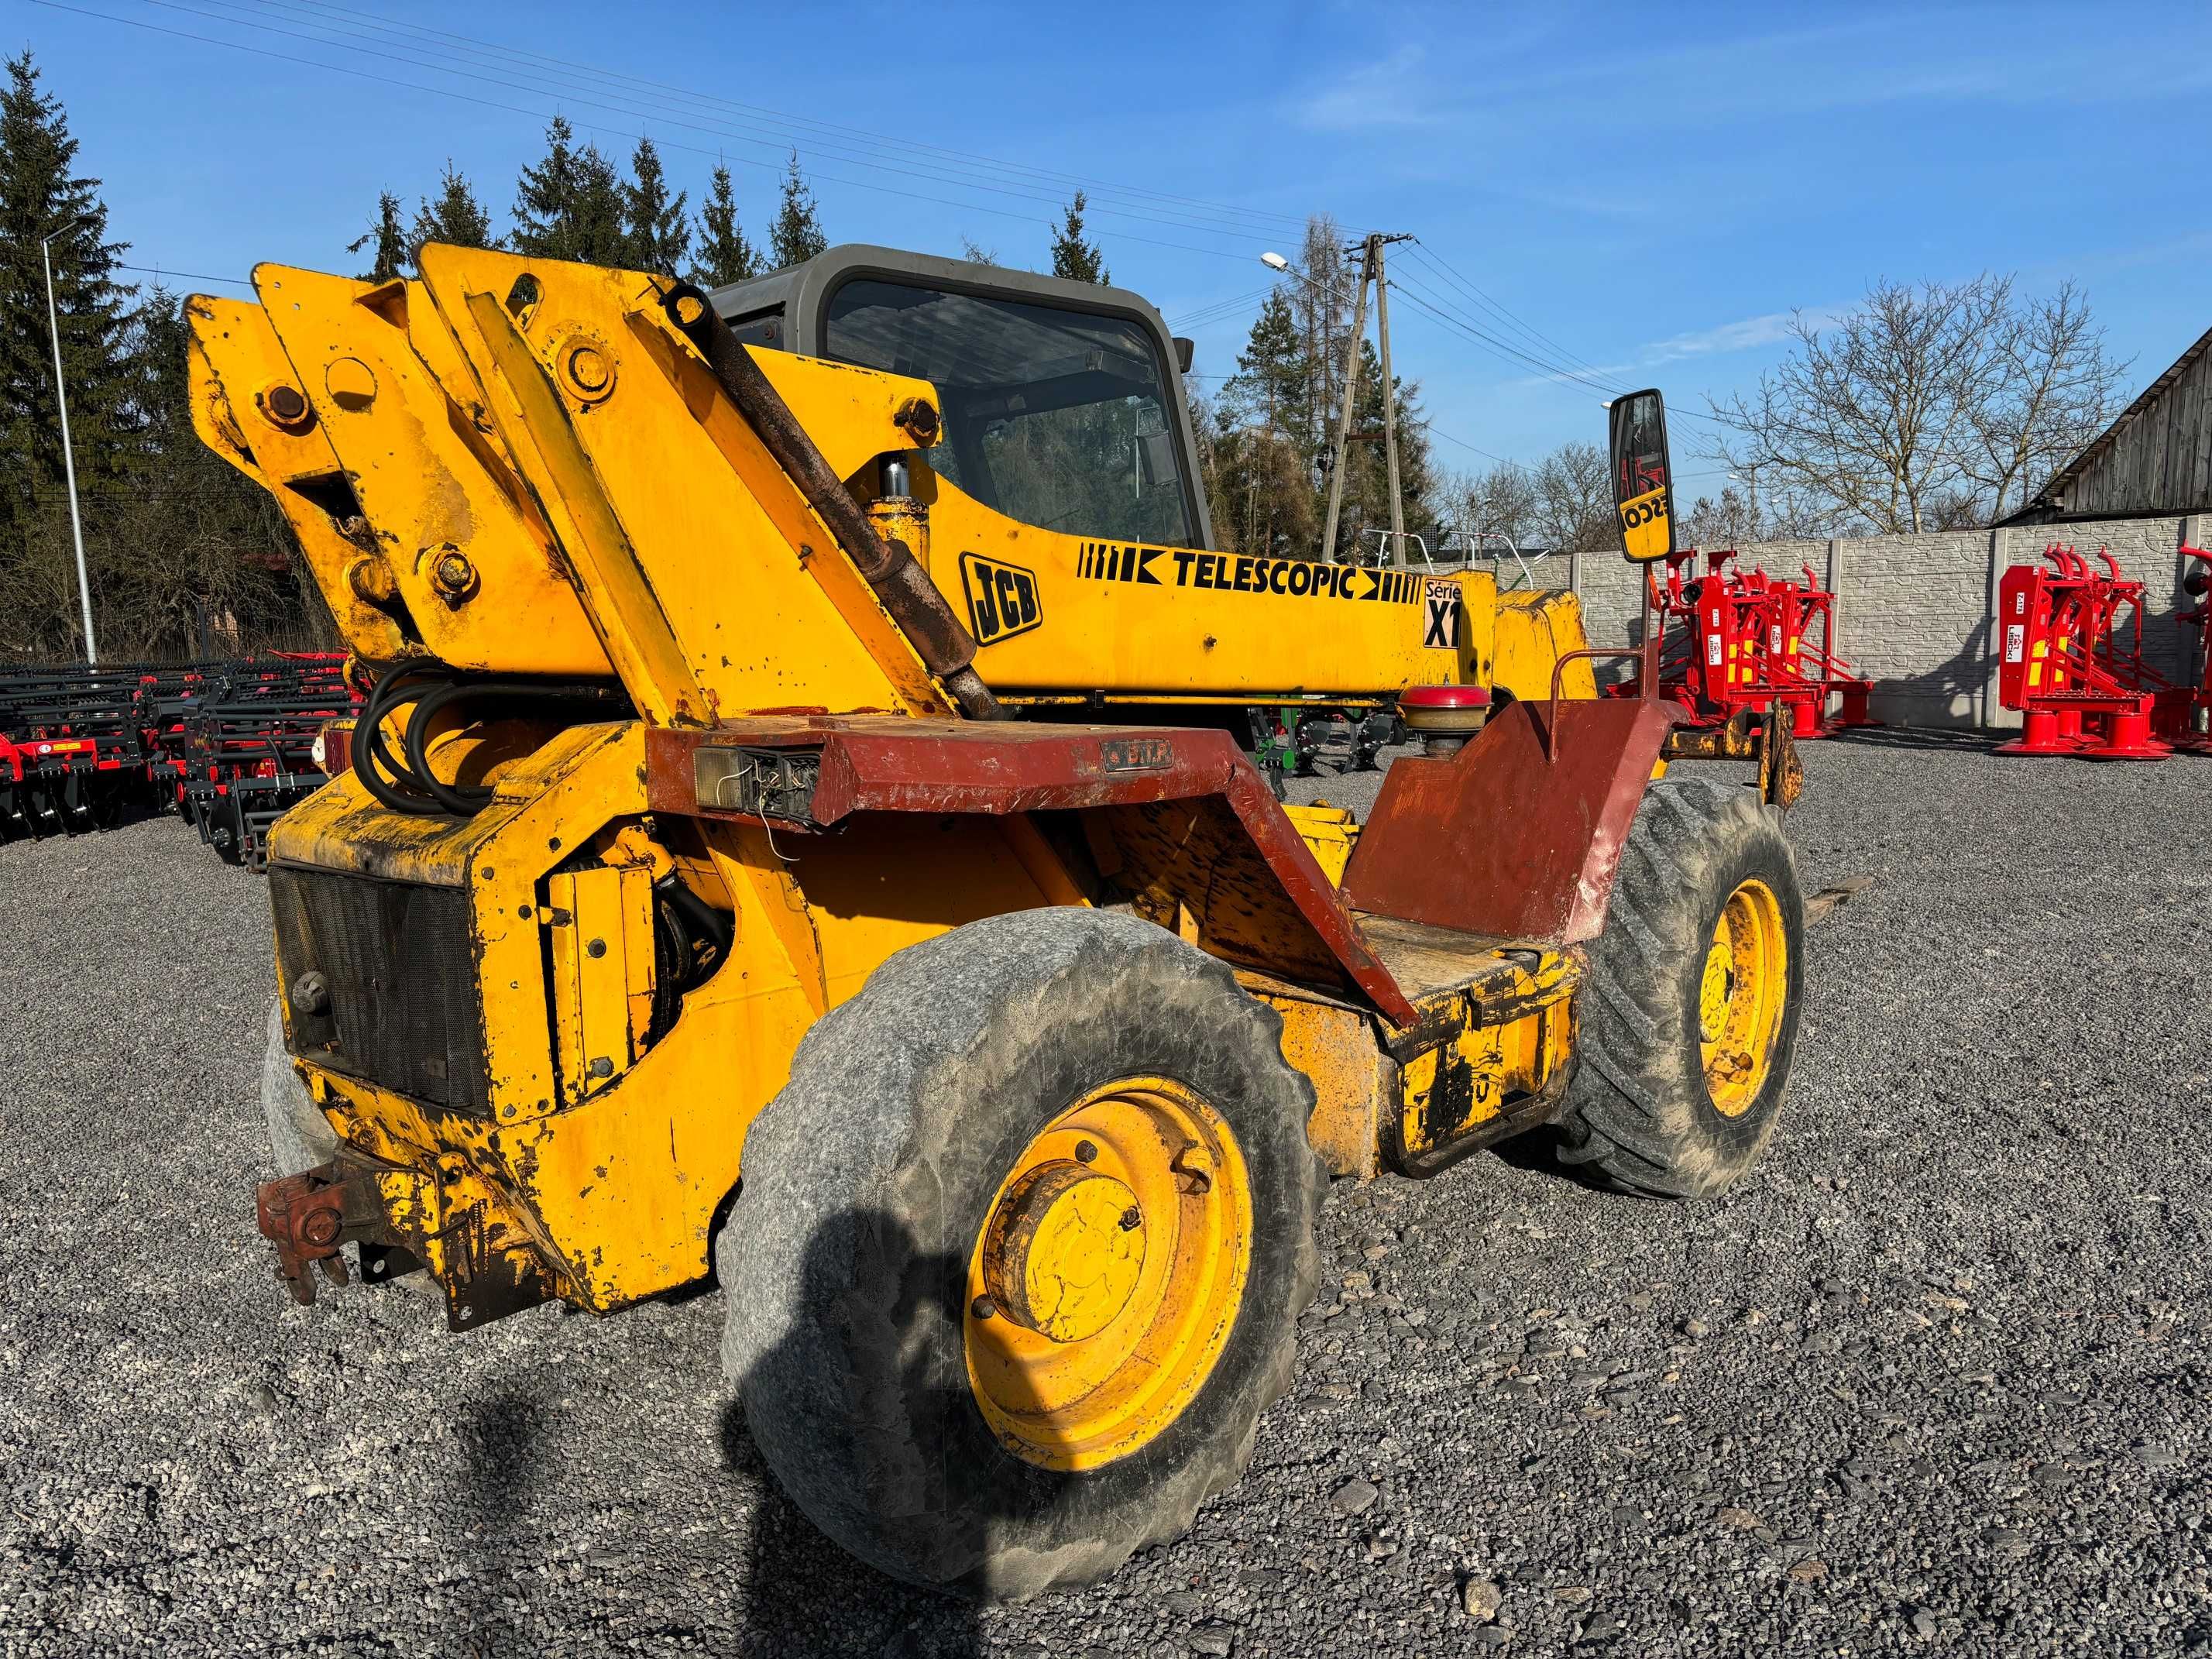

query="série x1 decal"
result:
[1076,542,1427,605]
[1422,580,1462,649]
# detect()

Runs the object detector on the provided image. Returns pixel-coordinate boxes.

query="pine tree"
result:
[690,165,758,287]
[0,56,315,658]
[768,150,826,270]
[620,137,689,275]
[348,191,407,282]
[411,160,496,266]
[1227,292,1310,438]
[512,115,627,264]
[1049,191,1108,284]
[0,50,140,641]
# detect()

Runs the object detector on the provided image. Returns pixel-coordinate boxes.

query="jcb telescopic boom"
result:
[194,246,1805,1599]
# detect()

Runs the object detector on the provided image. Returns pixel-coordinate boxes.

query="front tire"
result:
[721,908,1324,1599]
[1554,778,1803,1198]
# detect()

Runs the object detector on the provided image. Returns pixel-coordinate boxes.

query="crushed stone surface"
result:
[2,730,2207,1656]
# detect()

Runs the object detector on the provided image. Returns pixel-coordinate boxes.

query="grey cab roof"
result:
[706,242,1185,359]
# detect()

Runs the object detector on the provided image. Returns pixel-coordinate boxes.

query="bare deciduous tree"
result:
[1702,274,2128,534]
[1706,276,2004,533]
[1444,461,1540,552]
[1963,280,2128,519]
[1533,440,1613,551]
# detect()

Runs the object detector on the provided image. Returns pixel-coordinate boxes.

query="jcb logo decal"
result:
[960,551,1042,644]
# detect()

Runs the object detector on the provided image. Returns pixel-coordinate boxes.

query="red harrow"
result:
[1614,548,1879,738]
[1994,545,2210,761]
[0,654,359,867]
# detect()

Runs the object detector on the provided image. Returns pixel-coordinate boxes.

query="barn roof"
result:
[2007,321,2212,524]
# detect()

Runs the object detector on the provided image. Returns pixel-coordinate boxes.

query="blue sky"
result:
[20,0,2212,493]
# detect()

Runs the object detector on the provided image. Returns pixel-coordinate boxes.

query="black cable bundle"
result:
[351,663,633,817]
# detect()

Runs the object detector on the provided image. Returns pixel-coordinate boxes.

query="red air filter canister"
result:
[1398,685,1492,758]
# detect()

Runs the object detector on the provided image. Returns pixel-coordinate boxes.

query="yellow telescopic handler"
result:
[194,243,1805,1597]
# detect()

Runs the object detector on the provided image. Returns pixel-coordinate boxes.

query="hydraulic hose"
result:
[352,664,633,819]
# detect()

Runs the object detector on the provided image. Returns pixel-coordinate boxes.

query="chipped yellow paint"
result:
[1249,984,1390,1180]
[1395,950,1578,1162]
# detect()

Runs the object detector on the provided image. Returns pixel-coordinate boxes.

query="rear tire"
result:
[721,908,1324,1599]
[1554,778,1803,1198]
[261,999,338,1176]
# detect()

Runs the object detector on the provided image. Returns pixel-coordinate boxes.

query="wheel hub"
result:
[1699,878,1788,1116]
[963,1078,1253,1472]
[982,1161,1147,1343]
[1698,937,1735,1042]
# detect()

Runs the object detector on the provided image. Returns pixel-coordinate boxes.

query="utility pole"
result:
[1318,232,1413,567]
[1373,235,1406,568]
[1317,242,1372,567]
[41,219,96,664]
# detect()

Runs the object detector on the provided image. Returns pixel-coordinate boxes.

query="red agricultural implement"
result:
[2176,547,2212,755]
[0,654,358,866]
[1614,548,1878,738]
[1994,544,2210,761]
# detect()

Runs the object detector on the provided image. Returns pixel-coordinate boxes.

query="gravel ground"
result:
[2,733,2208,1657]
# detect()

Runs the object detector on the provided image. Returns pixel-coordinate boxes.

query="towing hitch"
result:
[255,1163,384,1305]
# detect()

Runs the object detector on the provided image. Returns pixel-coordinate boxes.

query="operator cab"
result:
[708,244,1211,549]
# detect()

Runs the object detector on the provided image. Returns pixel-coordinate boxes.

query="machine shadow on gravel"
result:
[719,1207,988,1658]
[446,1386,553,1658]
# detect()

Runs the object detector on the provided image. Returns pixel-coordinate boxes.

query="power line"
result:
[245,0,1314,242]
[51,0,1291,260]
[1167,286,1277,331]
[1389,276,1627,399]
[1423,423,1520,469]
[115,261,252,288]
[1405,240,1620,384]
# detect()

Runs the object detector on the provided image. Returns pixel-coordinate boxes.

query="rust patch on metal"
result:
[1342,698,1674,946]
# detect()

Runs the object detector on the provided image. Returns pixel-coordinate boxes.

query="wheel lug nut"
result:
[970,1297,998,1321]
[1074,1139,1097,1163]
[1118,1206,1142,1231]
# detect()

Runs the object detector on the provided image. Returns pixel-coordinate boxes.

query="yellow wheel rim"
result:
[964,1077,1252,1472]
[1698,878,1789,1118]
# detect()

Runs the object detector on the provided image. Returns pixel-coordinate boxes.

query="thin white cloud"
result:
[1643,309,1839,362]
[1290,13,2212,143]
[1294,45,1437,132]
[1499,305,1850,392]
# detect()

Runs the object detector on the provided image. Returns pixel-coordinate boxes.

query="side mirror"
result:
[1608,387,1676,562]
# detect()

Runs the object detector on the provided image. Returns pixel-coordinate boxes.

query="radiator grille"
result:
[268,866,493,1114]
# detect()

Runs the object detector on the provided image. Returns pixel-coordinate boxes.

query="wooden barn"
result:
[2007,324,2212,523]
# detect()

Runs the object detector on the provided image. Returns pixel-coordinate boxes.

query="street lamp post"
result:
[42,218,96,664]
